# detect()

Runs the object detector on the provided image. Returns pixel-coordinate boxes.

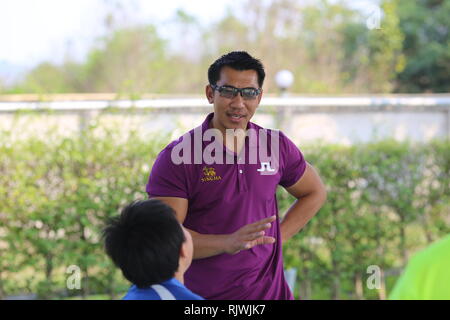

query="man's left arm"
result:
[280,162,327,243]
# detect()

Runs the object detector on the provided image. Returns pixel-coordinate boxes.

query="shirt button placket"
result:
[237,161,247,192]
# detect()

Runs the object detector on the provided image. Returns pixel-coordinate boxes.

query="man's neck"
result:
[210,118,247,154]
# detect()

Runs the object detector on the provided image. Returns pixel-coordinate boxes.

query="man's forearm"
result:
[187,229,229,259]
[187,215,277,260]
[280,191,326,243]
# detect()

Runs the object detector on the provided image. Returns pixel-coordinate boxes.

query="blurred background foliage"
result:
[280,139,449,299]
[1,0,449,300]
[0,116,448,299]
[1,0,449,95]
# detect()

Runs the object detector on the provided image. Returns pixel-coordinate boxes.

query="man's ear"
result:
[256,88,263,107]
[206,85,214,104]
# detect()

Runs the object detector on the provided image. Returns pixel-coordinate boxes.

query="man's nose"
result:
[230,92,245,109]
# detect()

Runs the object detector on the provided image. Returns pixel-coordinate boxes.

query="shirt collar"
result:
[201,112,256,134]
[201,112,215,134]
[162,277,184,288]
[131,277,183,291]
[200,112,258,155]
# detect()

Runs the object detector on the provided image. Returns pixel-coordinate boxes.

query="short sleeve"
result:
[389,254,422,300]
[388,266,419,300]
[279,132,307,188]
[146,147,189,199]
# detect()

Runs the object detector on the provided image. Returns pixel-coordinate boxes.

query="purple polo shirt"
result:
[146,113,306,300]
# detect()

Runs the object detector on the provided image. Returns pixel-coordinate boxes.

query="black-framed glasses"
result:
[210,84,261,100]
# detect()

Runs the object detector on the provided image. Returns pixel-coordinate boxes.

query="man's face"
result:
[206,66,263,132]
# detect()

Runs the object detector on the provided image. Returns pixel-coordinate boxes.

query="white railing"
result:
[0,94,449,112]
[1,94,449,142]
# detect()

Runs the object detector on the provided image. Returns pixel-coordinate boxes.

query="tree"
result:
[15,62,74,94]
[365,0,406,92]
[394,0,450,92]
[82,25,170,95]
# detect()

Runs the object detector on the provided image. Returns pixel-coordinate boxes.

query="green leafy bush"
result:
[0,117,167,299]
[280,139,449,299]
[0,117,448,299]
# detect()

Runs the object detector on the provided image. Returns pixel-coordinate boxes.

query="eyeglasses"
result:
[210,84,261,100]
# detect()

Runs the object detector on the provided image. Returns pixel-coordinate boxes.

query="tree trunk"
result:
[82,267,89,299]
[399,224,408,267]
[421,211,434,244]
[332,275,341,300]
[45,253,53,281]
[377,268,387,300]
[79,224,90,299]
[300,279,312,300]
[0,273,4,300]
[330,249,341,299]
[108,271,115,300]
[298,248,311,300]
[354,272,364,300]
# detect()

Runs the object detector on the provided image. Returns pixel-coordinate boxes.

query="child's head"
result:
[103,199,193,288]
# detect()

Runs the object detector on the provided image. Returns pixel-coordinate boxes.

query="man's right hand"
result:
[152,196,278,259]
[224,215,277,255]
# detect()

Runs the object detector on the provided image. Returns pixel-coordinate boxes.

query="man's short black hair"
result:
[208,51,266,88]
[103,199,185,288]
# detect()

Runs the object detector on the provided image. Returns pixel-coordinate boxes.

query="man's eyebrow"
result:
[221,84,258,89]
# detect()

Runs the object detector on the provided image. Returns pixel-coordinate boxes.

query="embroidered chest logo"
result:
[201,166,222,182]
[257,162,275,173]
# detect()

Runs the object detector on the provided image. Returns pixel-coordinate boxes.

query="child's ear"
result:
[179,242,187,259]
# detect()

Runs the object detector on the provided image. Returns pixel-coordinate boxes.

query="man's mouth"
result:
[226,113,246,122]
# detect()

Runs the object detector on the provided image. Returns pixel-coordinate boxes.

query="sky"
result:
[0,0,231,67]
[0,0,379,83]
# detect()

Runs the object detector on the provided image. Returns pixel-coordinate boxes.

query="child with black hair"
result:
[103,199,203,300]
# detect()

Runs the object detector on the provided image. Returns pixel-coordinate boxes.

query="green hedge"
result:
[0,120,448,299]
[280,139,450,299]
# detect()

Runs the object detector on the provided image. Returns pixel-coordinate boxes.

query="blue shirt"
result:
[122,278,204,300]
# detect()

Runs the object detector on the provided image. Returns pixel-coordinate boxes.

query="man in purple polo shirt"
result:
[146,51,327,300]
